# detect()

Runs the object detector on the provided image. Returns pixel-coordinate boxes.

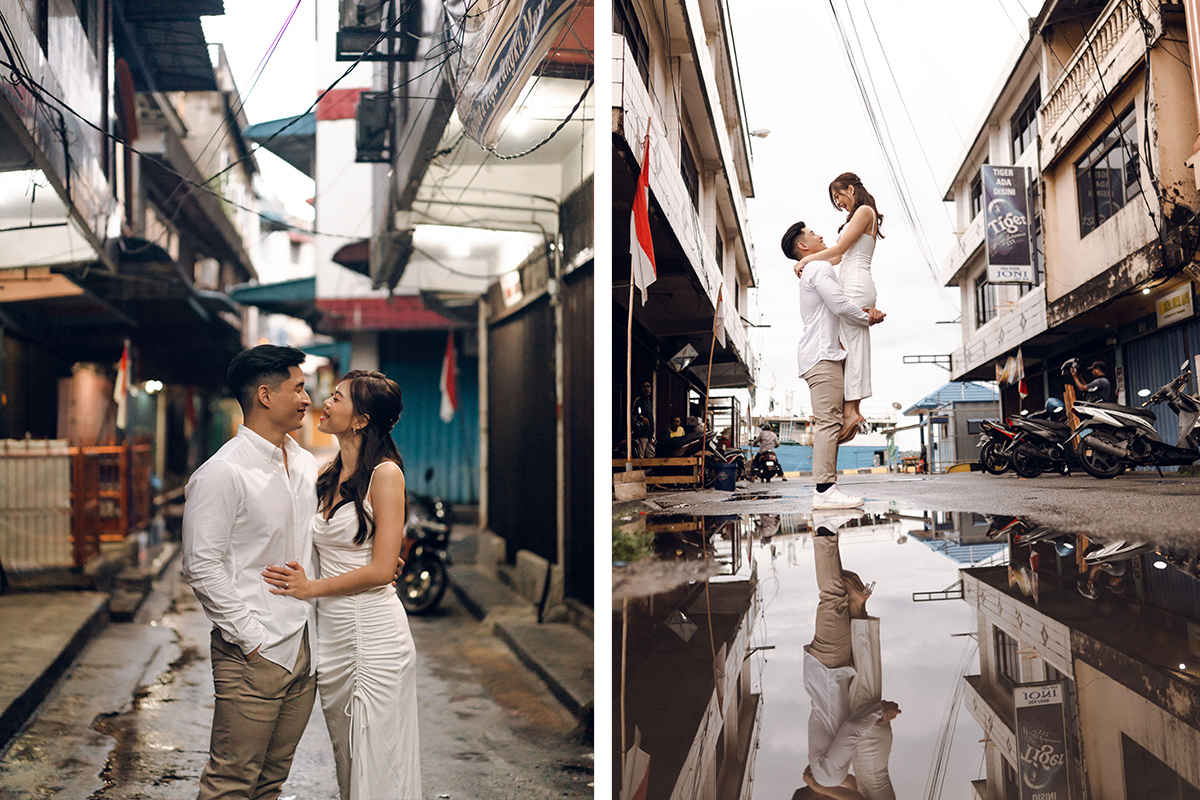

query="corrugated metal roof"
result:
[904,381,999,415]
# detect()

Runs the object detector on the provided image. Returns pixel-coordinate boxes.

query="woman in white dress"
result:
[262,370,421,800]
[795,172,884,442]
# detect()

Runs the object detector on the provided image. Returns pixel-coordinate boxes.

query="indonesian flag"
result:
[713,285,726,348]
[630,123,656,304]
[620,727,651,800]
[439,331,458,423]
[1017,347,1028,399]
[114,339,130,431]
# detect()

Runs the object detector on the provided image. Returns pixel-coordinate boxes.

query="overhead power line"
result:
[825,0,956,312]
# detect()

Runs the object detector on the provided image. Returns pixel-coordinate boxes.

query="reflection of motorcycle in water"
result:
[397,468,453,615]
[1072,360,1200,478]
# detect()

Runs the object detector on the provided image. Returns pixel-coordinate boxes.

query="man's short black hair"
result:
[227,345,306,411]
[781,221,807,259]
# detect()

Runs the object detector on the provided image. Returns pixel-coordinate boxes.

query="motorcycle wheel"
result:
[702,457,717,489]
[1011,450,1045,478]
[398,554,448,615]
[980,442,1010,475]
[1078,433,1124,479]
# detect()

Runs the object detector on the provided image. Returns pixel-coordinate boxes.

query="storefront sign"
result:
[1014,681,1071,800]
[984,165,1034,284]
[1155,282,1194,329]
[447,0,579,149]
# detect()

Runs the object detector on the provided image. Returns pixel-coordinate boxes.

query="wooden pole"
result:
[626,280,635,469]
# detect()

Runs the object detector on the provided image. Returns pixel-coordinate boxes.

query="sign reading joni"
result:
[983,165,1034,284]
[447,0,579,150]
[1013,681,1071,800]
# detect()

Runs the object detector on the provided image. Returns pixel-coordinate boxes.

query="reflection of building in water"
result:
[615,533,761,799]
[959,532,1200,798]
[905,511,1009,566]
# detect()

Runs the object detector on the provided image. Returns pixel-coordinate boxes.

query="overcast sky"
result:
[729,1,1036,447]
[202,1,319,221]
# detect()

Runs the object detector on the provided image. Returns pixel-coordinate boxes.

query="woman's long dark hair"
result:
[316,370,405,545]
[830,172,885,239]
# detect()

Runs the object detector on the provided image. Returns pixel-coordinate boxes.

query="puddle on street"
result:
[614,509,1200,799]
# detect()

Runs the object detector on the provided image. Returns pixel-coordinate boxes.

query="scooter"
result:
[751,449,784,482]
[1071,361,1200,479]
[396,468,453,614]
[995,404,1078,478]
[979,419,1016,475]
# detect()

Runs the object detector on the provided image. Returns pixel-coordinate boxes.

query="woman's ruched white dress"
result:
[838,230,877,402]
[313,464,421,800]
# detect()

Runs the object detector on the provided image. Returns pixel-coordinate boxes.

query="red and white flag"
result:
[713,285,726,348]
[620,727,651,800]
[1016,347,1028,399]
[439,332,458,423]
[114,339,130,431]
[630,123,656,305]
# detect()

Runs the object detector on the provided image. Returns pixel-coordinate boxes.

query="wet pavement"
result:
[0,552,592,799]
[614,472,1200,799]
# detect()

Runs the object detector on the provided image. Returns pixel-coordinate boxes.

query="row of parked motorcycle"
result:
[980,358,1200,479]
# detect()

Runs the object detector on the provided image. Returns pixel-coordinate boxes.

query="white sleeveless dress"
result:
[313,463,421,800]
[838,230,877,402]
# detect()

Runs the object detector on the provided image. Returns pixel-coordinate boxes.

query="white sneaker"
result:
[810,511,861,536]
[812,485,864,510]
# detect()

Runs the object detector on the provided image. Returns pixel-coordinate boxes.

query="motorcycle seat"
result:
[1079,401,1156,420]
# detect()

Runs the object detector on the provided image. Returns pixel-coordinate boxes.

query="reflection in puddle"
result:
[614,510,1200,799]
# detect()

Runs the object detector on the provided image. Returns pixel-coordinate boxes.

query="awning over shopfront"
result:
[115,0,224,93]
[0,170,107,271]
[332,238,370,276]
[243,113,315,178]
[228,276,318,323]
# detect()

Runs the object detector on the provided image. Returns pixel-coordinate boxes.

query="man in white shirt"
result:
[782,222,885,510]
[182,344,318,800]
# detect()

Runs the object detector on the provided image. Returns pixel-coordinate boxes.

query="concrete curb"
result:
[448,562,593,723]
[0,592,109,751]
[493,620,593,720]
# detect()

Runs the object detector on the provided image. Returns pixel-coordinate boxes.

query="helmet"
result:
[1060,357,1080,376]
[1045,398,1065,413]
[760,422,772,432]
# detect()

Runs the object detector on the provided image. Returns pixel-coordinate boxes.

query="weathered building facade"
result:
[943,0,1200,437]
[612,0,758,444]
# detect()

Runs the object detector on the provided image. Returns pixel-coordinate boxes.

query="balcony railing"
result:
[1040,0,1153,163]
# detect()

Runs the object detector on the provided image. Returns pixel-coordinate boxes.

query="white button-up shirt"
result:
[796,261,871,378]
[182,425,318,673]
[804,646,884,787]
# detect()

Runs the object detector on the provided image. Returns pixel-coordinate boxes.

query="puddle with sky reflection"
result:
[614,508,1200,800]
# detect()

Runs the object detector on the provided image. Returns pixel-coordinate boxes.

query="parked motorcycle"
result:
[1072,361,1200,478]
[978,419,1016,475]
[397,468,453,614]
[994,402,1079,478]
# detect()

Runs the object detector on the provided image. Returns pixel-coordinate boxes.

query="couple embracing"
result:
[783,173,887,511]
[181,345,421,800]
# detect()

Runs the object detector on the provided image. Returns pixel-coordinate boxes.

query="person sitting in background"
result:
[666,415,685,438]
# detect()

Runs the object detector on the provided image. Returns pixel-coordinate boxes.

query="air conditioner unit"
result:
[337,0,423,62]
[356,92,391,163]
